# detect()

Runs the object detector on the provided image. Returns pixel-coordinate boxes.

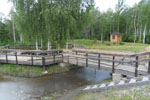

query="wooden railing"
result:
[3,44,42,50]
[0,49,63,70]
[63,50,150,77]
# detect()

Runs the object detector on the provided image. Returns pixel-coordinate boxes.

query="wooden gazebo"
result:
[110,32,122,43]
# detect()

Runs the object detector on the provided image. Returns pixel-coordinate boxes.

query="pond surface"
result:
[0,67,111,100]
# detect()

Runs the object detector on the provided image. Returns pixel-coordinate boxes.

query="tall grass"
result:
[0,64,77,77]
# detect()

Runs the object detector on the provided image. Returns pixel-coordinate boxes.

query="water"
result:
[0,67,111,100]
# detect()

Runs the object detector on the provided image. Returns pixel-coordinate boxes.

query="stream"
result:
[0,67,111,100]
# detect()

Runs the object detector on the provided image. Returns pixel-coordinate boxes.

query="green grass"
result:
[70,39,149,52]
[75,85,150,100]
[0,64,78,77]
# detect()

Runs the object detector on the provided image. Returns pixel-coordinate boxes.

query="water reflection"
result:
[0,67,111,100]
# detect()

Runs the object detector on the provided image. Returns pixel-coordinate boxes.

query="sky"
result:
[0,0,141,17]
[95,0,141,12]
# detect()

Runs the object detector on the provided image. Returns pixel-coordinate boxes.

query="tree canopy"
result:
[1,0,150,47]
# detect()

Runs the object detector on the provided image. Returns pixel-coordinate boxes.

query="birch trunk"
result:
[134,16,137,43]
[36,39,38,50]
[47,40,51,50]
[20,33,23,42]
[12,21,16,43]
[143,25,146,44]
[41,38,43,49]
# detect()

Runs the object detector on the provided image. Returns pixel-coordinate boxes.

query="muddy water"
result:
[0,67,111,100]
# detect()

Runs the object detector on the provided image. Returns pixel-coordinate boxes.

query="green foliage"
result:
[0,20,13,45]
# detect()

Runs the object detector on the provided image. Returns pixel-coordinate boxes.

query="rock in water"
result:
[43,71,48,74]
[59,63,69,67]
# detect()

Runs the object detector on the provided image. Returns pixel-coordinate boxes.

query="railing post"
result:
[6,52,8,63]
[62,54,64,63]
[42,56,46,71]
[67,55,69,64]
[135,56,138,77]
[76,51,78,65]
[15,52,19,67]
[86,53,88,67]
[98,54,101,70]
[31,54,33,65]
[148,54,150,74]
[112,56,115,73]
[53,53,55,63]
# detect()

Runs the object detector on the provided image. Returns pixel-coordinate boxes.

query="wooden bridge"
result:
[0,44,150,77]
[0,49,63,70]
[63,50,150,77]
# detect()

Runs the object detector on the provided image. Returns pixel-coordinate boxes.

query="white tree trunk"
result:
[41,38,43,49]
[139,25,142,41]
[47,40,51,50]
[66,42,68,49]
[20,33,23,42]
[134,16,137,43]
[143,25,146,44]
[101,33,103,42]
[36,40,38,50]
[12,21,16,43]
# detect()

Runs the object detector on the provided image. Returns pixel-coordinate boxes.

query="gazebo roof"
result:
[112,32,121,35]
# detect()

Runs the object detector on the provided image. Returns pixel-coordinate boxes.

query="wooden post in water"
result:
[112,56,115,73]
[86,53,88,67]
[148,54,150,74]
[6,52,8,63]
[42,56,46,71]
[135,56,139,77]
[98,54,101,70]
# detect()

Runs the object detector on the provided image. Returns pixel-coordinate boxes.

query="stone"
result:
[118,80,125,85]
[108,82,115,86]
[91,85,98,89]
[59,63,69,67]
[112,73,123,82]
[142,76,149,81]
[129,79,136,83]
[99,84,106,88]
[43,71,48,74]
[83,86,91,90]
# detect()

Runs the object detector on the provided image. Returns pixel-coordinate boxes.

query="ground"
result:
[0,64,78,77]
[70,39,149,52]
[75,85,150,100]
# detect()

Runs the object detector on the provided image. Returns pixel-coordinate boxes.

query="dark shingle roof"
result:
[112,32,121,35]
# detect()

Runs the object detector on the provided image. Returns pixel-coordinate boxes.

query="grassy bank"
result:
[70,39,149,52]
[75,85,150,100]
[0,64,78,77]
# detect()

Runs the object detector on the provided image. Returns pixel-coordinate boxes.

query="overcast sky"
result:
[0,0,141,16]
